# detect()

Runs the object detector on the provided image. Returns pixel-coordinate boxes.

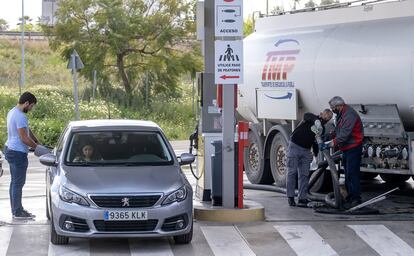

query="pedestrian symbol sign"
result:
[215,40,243,84]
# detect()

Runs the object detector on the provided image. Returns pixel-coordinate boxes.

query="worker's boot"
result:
[288,197,296,207]
[297,199,310,208]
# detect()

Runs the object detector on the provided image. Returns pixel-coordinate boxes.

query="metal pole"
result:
[51,0,54,25]
[20,0,25,95]
[266,0,269,16]
[92,70,97,100]
[222,84,235,208]
[72,53,80,120]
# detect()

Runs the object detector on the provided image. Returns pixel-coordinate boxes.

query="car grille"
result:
[94,220,158,232]
[90,195,161,208]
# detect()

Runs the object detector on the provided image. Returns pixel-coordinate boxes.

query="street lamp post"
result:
[20,0,25,95]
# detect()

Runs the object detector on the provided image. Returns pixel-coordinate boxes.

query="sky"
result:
[0,0,314,29]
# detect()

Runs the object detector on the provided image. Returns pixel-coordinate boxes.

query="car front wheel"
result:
[50,217,69,245]
[173,221,193,244]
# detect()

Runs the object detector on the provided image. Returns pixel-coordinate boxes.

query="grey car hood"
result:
[61,165,186,195]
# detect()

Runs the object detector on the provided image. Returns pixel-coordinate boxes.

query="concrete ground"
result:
[0,141,413,255]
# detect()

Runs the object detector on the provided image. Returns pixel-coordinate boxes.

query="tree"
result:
[270,6,284,15]
[244,17,254,37]
[305,0,316,8]
[11,16,42,32]
[320,0,339,5]
[0,18,9,31]
[45,0,202,100]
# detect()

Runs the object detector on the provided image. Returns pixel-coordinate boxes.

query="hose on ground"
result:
[243,150,343,209]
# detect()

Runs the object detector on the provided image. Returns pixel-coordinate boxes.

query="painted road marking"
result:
[201,226,255,256]
[348,225,414,256]
[274,225,338,256]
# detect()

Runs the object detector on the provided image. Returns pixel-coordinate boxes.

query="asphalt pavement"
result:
[0,141,414,256]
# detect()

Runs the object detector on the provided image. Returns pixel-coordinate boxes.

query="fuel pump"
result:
[193,72,222,201]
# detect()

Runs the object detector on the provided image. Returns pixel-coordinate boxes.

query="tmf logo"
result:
[262,39,300,81]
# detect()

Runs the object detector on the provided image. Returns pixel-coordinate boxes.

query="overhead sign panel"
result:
[256,88,297,120]
[215,40,243,84]
[215,0,243,37]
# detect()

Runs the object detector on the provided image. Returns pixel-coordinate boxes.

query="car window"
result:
[55,126,69,157]
[65,131,173,166]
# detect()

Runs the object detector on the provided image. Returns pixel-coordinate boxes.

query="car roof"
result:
[68,119,161,132]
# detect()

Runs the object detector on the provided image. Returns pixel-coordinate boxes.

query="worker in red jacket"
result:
[323,96,364,209]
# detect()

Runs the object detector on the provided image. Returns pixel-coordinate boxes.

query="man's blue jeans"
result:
[342,145,362,202]
[4,147,28,215]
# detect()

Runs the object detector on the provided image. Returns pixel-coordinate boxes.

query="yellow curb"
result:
[194,200,265,222]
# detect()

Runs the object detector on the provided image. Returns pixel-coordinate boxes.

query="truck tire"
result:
[244,131,274,184]
[380,174,410,183]
[270,133,289,187]
[361,172,378,180]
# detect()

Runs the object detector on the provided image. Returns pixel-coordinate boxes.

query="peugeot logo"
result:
[121,197,130,207]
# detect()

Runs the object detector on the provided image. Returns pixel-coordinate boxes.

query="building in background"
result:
[41,0,59,26]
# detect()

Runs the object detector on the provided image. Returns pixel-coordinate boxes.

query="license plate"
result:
[104,210,148,221]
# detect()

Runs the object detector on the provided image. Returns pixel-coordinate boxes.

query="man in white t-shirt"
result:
[4,92,39,220]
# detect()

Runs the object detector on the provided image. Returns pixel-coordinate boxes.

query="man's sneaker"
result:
[22,209,36,218]
[297,199,310,208]
[288,197,296,207]
[13,210,34,220]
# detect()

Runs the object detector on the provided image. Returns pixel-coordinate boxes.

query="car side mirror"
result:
[179,153,195,166]
[39,153,58,167]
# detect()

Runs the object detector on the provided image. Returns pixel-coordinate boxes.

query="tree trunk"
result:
[116,54,132,95]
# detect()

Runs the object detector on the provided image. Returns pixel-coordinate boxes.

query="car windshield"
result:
[65,131,173,166]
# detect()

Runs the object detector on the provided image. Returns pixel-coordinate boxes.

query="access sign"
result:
[215,0,243,37]
[215,40,243,84]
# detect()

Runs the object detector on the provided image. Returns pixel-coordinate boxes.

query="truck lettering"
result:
[262,50,300,81]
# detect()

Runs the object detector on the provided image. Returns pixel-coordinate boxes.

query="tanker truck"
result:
[238,0,414,190]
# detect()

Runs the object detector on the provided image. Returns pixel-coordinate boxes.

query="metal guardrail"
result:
[0,31,46,41]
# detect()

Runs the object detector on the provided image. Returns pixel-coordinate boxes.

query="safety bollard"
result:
[237,121,249,208]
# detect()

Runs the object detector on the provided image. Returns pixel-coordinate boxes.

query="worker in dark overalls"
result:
[286,109,333,207]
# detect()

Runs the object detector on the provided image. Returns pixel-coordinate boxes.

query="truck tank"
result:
[239,0,414,130]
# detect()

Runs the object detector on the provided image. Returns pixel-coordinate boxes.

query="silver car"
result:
[40,120,195,245]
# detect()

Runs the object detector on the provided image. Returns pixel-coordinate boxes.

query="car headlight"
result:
[162,186,188,205]
[59,186,89,206]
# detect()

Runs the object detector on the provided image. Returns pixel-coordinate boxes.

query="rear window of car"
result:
[64,131,173,166]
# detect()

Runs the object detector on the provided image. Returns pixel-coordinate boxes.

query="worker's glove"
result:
[319,140,333,151]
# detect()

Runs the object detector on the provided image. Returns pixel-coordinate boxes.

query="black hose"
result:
[244,150,343,209]
[243,183,289,194]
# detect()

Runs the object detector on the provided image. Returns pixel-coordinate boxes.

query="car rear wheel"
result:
[46,196,50,220]
[50,217,69,245]
[173,221,193,244]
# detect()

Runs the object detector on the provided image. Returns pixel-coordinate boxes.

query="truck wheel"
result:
[244,131,274,184]
[310,170,333,193]
[361,172,378,180]
[380,174,410,183]
[270,133,289,187]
